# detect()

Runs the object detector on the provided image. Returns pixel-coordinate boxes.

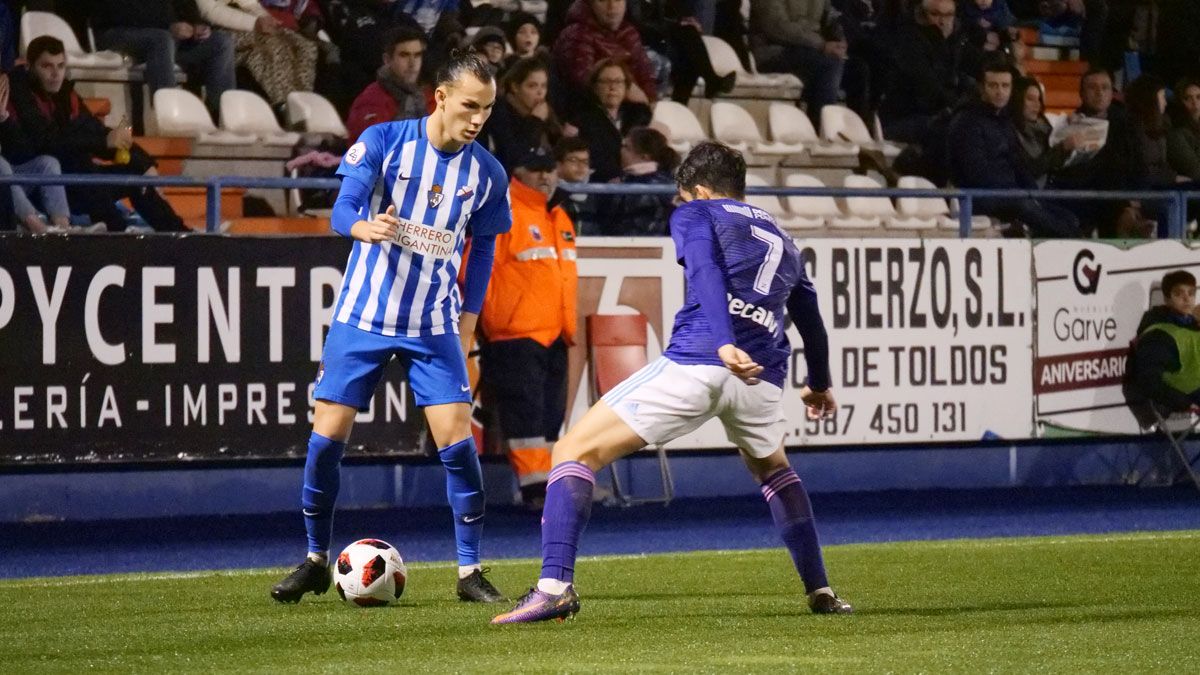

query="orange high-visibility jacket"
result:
[480,177,578,346]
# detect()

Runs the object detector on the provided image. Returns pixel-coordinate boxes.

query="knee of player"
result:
[551,439,603,472]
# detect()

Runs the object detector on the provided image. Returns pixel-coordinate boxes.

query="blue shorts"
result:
[313,320,471,409]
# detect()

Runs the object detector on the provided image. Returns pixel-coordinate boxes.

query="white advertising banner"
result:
[571,238,1036,449]
[1032,239,1200,435]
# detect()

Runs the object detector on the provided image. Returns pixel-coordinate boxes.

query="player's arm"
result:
[677,211,763,383]
[330,175,401,242]
[786,273,836,418]
[459,233,497,357]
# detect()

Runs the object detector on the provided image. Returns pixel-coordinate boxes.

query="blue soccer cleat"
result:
[490,585,581,624]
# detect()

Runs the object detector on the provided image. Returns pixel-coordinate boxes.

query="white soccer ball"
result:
[333,538,407,607]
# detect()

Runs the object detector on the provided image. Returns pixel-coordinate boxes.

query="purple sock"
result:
[539,461,595,583]
[762,468,829,594]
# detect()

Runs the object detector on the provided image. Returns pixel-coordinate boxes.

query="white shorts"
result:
[601,357,786,458]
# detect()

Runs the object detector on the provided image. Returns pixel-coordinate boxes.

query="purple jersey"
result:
[663,199,810,388]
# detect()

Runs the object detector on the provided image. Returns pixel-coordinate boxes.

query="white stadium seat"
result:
[896,176,990,232]
[709,101,762,153]
[699,35,803,97]
[843,175,902,229]
[220,90,302,146]
[286,91,348,137]
[153,88,255,145]
[767,102,857,157]
[783,173,846,229]
[821,105,901,158]
[651,101,708,153]
[21,11,124,69]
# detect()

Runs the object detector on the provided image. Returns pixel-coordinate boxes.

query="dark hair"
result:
[434,48,495,89]
[1008,76,1044,125]
[1172,76,1200,129]
[554,136,590,161]
[1079,66,1113,94]
[383,25,427,56]
[980,57,1015,81]
[1126,73,1167,137]
[626,127,679,172]
[500,55,549,95]
[674,141,746,199]
[26,35,65,65]
[1163,270,1197,299]
[505,11,542,49]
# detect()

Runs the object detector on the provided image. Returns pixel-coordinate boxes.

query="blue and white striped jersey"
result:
[332,117,512,337]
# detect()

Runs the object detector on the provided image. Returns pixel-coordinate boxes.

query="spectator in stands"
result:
[90,0,236,119]
[346,25,430,143]
[470,26,508,77]
[567,57,653,183]
[502,11,548,75]
[5,37,188,233]
[747,0,846,124]
[477,145,578,509]
[947,60,1080,237]
[629,0,737,104]
[1009,76,1071,186]
[880,0,975,145]
[1168,77,1200,183]
[478,57,563,172]
[599,126,677,235]
[960,0,1019,57]
[555,0,658,110]
[393,0,460,37]
[550,136,599,233]
[1049,67,1142,236]
[1128,269,1200,421]
[321,0,421,113]
[194,0,318,111]
[1127,75,1191,190]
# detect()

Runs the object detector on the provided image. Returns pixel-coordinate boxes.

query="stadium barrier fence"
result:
[0,174,1194,238]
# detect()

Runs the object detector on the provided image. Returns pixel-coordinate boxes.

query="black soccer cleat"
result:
[270,558,332,604]
[457,567,507,603]
[809,591,853,615]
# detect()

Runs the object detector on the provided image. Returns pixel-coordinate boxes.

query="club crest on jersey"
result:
[457,185,474,201]
[428,184,444,208]
[528,224,543,241]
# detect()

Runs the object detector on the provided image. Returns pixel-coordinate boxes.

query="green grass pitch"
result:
[2,531,1198,672]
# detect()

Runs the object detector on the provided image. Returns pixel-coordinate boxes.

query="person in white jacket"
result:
[195,0,318,108]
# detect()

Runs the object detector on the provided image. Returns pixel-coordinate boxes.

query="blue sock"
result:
[438,437,485,566]
[302,432,345,555]
[540,461,595,583]
[762,468,829,594]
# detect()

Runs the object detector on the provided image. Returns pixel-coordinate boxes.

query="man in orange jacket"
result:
[479,145,578,508]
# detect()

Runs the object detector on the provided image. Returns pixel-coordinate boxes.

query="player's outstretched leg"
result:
[757,462,852,614]
[271,430,344,603]
[438,435,506,602]
[491,461,590,624]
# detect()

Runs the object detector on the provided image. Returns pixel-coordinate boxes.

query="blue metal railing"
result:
[0,173,1193,239]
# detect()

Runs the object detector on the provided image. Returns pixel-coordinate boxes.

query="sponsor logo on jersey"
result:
[529,224,543,241]
[393,217,456,259]
[727,293,779,333]
[428,184,444,208]
[457,185,475,201]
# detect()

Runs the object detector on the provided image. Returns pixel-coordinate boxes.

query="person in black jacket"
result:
[567,57,652,184]
[599,126,677,235]
[947,60,1080,237]
[3,37,187,232]
[477,56,562,172]
[89,0,235,118]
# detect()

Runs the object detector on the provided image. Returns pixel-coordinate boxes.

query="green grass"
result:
[3,531,1199,673]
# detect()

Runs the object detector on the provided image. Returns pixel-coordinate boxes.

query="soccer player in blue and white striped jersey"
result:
[272,50,512,604]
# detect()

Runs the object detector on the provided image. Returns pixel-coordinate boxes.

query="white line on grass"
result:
[2,530,1196,589]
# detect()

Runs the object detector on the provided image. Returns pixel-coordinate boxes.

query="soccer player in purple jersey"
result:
[271,50,512,604]
[492,141,852,624]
